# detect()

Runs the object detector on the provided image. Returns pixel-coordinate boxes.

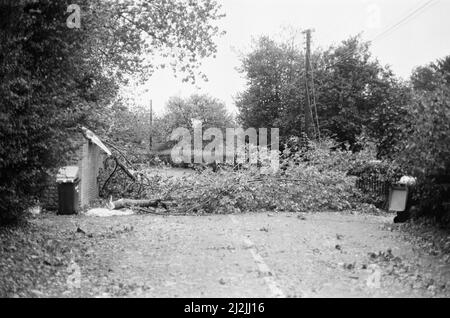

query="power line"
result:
[322,0,439,70]
[295,0,440,76]
[370,0,438,43]
[303,1,438,140]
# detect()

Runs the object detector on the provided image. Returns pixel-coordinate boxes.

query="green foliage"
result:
[152,94,235,152]
[348,160,402,181]
[164,94,235,131]
[79,0,225,84]
[395,76,450,220]
[0,0,103,224]
[411,56,450,91]
[236,36,305,136]
[104,99,152,163]
[100,139,375,214]
[236,34,410,152]
[0,0,224,224]
[295,138,376,173]
[401,58,450,179]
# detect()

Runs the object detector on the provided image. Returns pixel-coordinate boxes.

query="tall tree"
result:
[313,36,410,150]
[395,74,450,219]
[236,34,410,152]
[162,94,234,137]
[236,36,306,138]
[411,55,450,91]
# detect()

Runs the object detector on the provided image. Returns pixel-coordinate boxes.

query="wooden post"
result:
[303,29,315,139]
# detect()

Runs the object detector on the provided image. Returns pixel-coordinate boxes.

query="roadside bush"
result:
[0,1,110,224]
[395,79,450,222]
[302,138,376,173]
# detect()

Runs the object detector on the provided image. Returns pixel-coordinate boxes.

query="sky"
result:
[126,0,450,116]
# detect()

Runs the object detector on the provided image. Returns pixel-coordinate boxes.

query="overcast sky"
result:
[126,0,450,115]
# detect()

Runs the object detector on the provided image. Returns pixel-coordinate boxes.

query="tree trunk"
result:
[108,198,165,210]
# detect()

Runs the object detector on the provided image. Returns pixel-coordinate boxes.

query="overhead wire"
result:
[321,0,439,71]
[294,0,440,142]
[370,0,438,43]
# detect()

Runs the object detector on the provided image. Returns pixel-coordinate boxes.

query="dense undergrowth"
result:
[99,139,382,215]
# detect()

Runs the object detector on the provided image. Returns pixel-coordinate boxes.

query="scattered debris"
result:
[66,260,81,289]
[260,227,269,232]
[366,264,382,289]
[76,227,86,234]
[343,262,355,270]
[85,208,134,217]
[297,214,307,220]
[28,205,42,216]
[336,234,344,240]
[107,198,168,210]
[368,249,398,262]
[30,289,45,297]
[207,245,236,251]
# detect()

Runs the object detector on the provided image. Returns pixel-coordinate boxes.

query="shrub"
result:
[395,79,450,221]
[0,2,106,224]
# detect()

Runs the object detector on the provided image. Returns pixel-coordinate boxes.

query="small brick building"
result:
[40,127,111,210]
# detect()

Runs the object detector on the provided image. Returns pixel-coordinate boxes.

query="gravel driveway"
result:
[1,211,450,298]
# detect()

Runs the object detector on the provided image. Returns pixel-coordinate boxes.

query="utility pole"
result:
[303,29,315,139]
[149,99,153,153]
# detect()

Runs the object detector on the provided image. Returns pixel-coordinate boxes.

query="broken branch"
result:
[108,198,169,210]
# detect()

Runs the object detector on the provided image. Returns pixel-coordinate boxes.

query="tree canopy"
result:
[236,35,410,153]
[151,94,234,149]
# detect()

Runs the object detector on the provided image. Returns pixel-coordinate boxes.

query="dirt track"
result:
[4,211,448,298]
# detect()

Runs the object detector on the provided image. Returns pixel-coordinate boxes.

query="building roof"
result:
[81,127,112,156]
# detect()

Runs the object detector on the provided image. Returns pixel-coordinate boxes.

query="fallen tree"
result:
[98,139,377,215]
[107,198,169,210]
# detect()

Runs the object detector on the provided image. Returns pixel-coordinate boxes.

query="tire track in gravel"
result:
[104,215,275,297]
[26,212,450,298]
[229,215,286,298]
